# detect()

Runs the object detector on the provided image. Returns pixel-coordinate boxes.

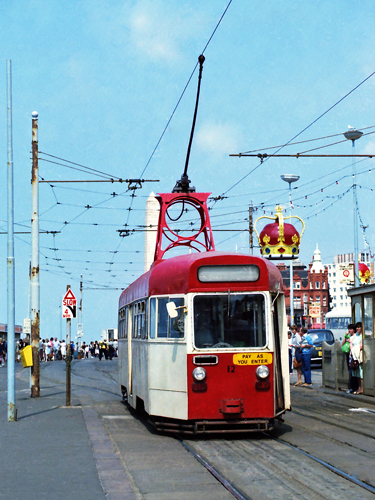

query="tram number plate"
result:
[233,353,272,366]
[318,351,322,357]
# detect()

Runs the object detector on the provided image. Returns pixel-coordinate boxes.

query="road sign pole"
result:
[66,318,71,406]
[65,285,72,406]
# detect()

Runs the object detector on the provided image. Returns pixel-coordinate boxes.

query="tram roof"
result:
[119,252,283,308]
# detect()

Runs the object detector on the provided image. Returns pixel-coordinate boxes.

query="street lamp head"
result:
[343,129,363,142]
[281,174,300,185]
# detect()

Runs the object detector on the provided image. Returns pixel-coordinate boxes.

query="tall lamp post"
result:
[281,174,300,326]
[343,128,363,287]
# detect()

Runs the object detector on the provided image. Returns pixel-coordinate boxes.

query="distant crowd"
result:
[39,338,118,361]
[0,337,118,366]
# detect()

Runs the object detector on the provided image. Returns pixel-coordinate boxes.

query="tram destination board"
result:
[62,289,77,318]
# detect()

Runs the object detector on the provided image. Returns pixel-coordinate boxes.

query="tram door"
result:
[272,296,285,413]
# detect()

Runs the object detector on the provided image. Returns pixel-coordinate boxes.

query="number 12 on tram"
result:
[118,252,290,434]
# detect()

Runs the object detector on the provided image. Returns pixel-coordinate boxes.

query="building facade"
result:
[277,245,330,328]
[327,251,373,311]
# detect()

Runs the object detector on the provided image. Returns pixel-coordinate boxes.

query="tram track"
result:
[289,391,375,439]
[290,407,375,441]
[265,433,375,496]
[180,430,375,500]
[179,438,253,500]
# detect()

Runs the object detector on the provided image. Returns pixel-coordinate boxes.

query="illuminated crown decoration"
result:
[254,205,305,260]
[358,262,371,284]
[153,192,215,262]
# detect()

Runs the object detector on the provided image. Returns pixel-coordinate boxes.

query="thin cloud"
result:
[196,122,242,156]
[128,1,206,62]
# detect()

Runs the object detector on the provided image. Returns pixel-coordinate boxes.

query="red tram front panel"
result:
[187,352,274,420]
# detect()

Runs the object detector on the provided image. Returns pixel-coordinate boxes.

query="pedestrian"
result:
[287,331,293,374]
[108,340,114,360]
[351,322,363,394]
[3,340,7,364]
[342,324,358,394]
[15,340,20,363]
[53,337,60,359]
[291,325,303,386]
[49,337,55,361]
[0,339,4,366]
[61,340,66,360]
[39,337,44,361]
[44,339,51,361]
[300,327,313,387]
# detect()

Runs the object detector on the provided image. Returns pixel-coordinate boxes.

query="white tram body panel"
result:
[148,342,187,419]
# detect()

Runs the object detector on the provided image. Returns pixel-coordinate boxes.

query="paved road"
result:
[1,359,374,499]
[0,358,232,500]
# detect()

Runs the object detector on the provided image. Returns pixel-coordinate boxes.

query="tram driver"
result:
[194,307,216,348]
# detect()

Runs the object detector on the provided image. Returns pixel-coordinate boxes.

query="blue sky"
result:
[1,0,375,342]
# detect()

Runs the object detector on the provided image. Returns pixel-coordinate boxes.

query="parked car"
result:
[308,329,335,364]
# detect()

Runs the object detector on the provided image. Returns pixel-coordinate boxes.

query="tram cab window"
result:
[154,297,185,339]
[169,298,185,338]
[193,293,266,349]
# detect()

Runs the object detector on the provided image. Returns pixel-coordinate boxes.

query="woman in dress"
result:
[350,322,363,394]
[291,325,303,386]
[60,340,66,360]
[44,339,51,361]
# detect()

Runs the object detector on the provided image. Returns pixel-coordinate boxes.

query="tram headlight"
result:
[192,367,207,382]
[256,365,270,379]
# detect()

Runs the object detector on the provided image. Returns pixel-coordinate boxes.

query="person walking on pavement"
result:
[0,339,4,366]
[343,324,358,394]
[60,340,66,360]
[300,327,313,387]
[351,322,364,394]
[292,325,303,386]
[287,331,293,374]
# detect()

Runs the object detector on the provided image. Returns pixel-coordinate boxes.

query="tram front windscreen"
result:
[193,293,266,349]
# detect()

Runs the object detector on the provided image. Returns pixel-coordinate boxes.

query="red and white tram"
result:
[117,56,291,434]
[118,215,290,433]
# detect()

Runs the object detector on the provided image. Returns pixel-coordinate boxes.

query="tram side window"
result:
[118,307,127,339]
[157,298,169,338]
[169,298,185,339]
[156,297,185,339]
[150,298,156,339]
[133,301,147,339]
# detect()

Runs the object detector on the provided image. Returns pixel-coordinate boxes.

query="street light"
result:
[281,174,300,326]
[343,128,363,287]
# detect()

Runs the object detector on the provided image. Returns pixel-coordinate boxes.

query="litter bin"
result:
[20,345,33,368]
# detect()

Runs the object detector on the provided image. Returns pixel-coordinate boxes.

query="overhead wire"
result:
[221,68,375,196]
[139,0,233,178]
[39,151,122,180]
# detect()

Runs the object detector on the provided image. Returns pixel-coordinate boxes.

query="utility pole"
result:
[30,111,40,398]
[249,202,253,255]
[77,275,83,347]
[7,60,16,421]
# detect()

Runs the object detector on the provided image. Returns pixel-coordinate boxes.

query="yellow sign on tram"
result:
[233,352,272,366]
